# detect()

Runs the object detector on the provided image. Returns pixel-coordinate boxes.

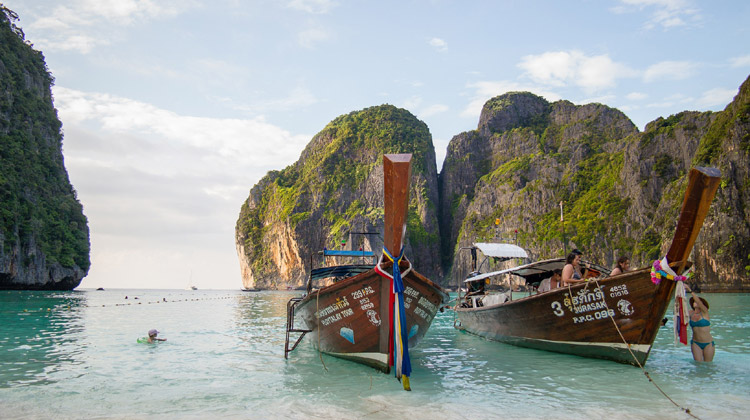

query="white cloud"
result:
[54,86,309,186]
[35,34,108,54]
[460,80,561,118]
[419,104,449,118]
[298,26,331,49]
[579,94,617,105]
[400,95,423,111]
[287,0,336,14]
[730,54,750,68]
[24,0,194,53]
[78,0,184,23]
[429,37,448,52]
[218,85,319,114]
[54,87,311,289]
[696,88,736,108]
[643,60,697,82]
[518,50,635,93]
[626,92,648,100]
[616,0,701,29]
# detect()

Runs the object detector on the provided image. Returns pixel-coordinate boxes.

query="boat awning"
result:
[464,258,565,283]
[323,250,376,257]
[310,265,374,281]
[473,243,528,259]
[464,258,611,284]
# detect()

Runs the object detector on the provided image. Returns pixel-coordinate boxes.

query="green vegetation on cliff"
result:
[0,6,90,272]
[236,105,436,278]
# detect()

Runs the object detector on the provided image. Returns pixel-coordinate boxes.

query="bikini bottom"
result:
[691,339,715,350]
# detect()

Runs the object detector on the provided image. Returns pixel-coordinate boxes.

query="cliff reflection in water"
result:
[0,291,88,387]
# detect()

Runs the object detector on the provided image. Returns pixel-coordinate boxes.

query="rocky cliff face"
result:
[440,78,750,291]
[237,78,750,292]
[235,105,441,290]
[687,76,750,291]
[0,7,90,290]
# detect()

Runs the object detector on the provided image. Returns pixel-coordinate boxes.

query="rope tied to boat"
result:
[315,289,328,371]
[375,246,413,391]
[591,270,702,420]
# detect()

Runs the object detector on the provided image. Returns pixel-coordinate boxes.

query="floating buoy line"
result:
[3,293,239,314]
[98,295,237,308]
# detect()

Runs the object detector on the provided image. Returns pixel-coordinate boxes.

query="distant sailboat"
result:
[188,270,197,290]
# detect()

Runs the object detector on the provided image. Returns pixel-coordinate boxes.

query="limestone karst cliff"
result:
[0,7,90,290]
[235,105,441,290]
[236,76,750,292]
[440,77,750,291]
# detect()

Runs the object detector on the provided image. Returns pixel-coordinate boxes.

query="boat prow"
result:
[285,154,448,379]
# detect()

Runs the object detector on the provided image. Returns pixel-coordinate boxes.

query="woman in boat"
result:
[561,249,588,286]
[609,256,630,276]
[685,285,714,362]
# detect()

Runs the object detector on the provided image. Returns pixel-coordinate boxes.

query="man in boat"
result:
[462,277,486,307]
[538,269,562,293]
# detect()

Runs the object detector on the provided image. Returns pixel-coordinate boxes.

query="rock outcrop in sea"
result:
[0,7,90,290]
[440,77,750,291]
[235,105,442,290]
[237,75,750,292]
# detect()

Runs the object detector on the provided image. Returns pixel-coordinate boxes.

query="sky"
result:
[3,0,749,290]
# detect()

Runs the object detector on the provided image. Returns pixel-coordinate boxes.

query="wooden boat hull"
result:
[295,262,447,372]
[456,268,672,365]
[456,166,721,366]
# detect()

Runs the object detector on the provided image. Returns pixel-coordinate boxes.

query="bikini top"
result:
[690,317,710,328]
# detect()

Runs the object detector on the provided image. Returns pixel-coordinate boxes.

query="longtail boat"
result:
[285,153,448,389]
[454,167,721,366]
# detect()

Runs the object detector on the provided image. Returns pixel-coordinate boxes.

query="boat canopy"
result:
[323,250,375,257]
[310,265,374,282]
[464,258,611,284]
[473,243,528,259]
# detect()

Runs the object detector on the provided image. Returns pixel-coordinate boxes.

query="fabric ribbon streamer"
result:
[375,246,413,391]
[651,257,692,345]
[650,258,692,285]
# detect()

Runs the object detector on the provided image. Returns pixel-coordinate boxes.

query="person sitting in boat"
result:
[462,277,486,308]
[609,256,630,276]
[561,249,589,286]
[538,269,562,293]
[685,285,714,362]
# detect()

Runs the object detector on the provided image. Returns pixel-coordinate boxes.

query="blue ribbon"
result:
[384,246,411,380]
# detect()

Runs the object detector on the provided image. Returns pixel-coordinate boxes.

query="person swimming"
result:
[138,329,167,344]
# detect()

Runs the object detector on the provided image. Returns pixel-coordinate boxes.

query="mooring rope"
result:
[315,289,328,371]
[591,277,702,420]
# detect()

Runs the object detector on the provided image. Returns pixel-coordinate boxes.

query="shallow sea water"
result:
[1,289,748,419]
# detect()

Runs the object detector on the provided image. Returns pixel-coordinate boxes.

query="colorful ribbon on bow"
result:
[375,246,413,391]
[651,256,692,345]
[650,258,693,285]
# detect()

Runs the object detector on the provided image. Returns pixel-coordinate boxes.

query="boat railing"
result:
[284,296,312,359]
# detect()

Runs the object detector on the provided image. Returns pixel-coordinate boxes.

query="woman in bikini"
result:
[561,249,588,286]
[686,285,714,362]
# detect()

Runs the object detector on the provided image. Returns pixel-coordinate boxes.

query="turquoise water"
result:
[1,290,748,419]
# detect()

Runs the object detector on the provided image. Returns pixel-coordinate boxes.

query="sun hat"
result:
[148,329,158,336]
